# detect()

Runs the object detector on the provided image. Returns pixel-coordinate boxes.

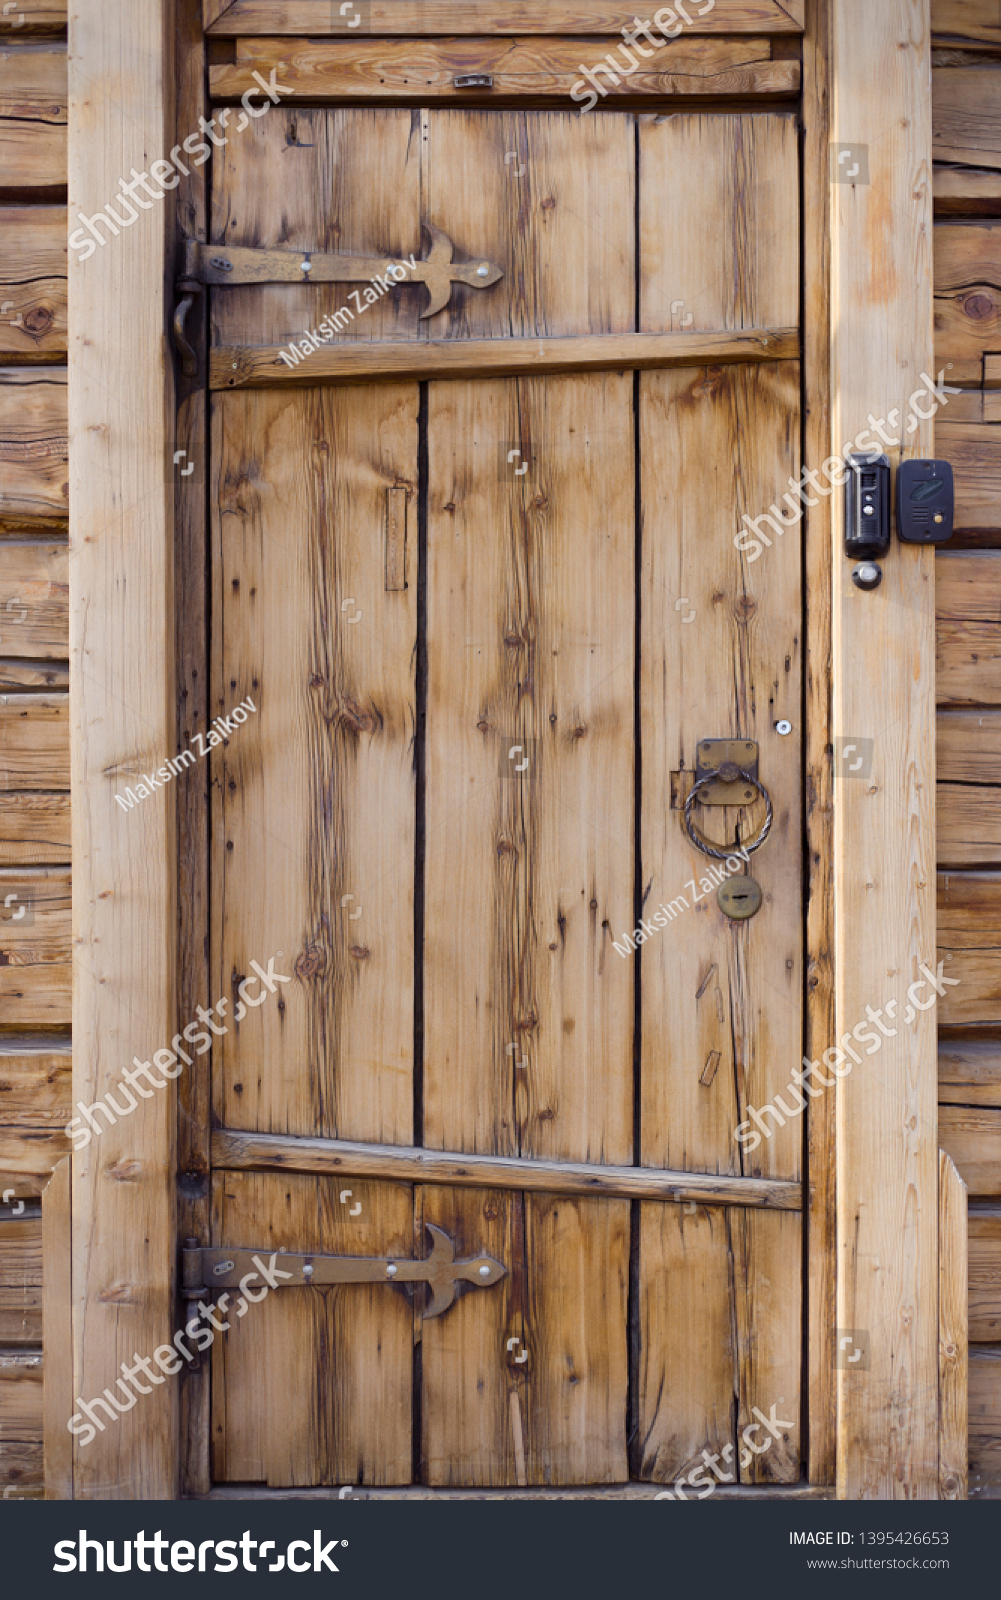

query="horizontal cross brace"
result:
[211,1129,802,1211]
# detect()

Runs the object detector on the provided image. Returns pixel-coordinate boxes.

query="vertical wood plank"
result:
[68,0,177,1498]
[802,0,837,1487]
[832,0,939,1499]
[639,362,802,1181]
[421,1184,628,1485]
[211,385,418,1144]
[939,1150,968,1499]
[211,1171,412,1486]
[424,373,634,1165]
[637,1204,801,1485]
[42,1155,70,1499]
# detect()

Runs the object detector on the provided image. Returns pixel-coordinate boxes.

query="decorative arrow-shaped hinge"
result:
[182,1223,506,1321]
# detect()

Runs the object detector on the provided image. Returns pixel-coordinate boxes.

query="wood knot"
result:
[24,306,53,336]
[496,838,517,858]
[106,1159,142,1183]
[734,595,757,621]
[572,724,587,739]
[476,717,491,733]
[295,944,327,980]
[309,673,325,689]
[963,292,996,322]
[503,631,522,648]
[350,945,370,959]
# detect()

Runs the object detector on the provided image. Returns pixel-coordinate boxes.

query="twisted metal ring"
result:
[682,767,773,862]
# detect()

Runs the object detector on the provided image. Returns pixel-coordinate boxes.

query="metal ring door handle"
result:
[683,767,774,862]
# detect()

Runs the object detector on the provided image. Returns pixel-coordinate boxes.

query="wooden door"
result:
[200,102,803,1489]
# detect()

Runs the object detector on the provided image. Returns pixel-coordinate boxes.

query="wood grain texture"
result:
[802,0,836,1485]
[939,781,1001,867]
[640,363,802,1180]
[937,422,1001,534]
[0,43,65,188]
[0,208,66,360]
[210,107,635,352]
[211,384,417,1143]
[424,373,633,1165]
[0,1440,43,1496]
[933,0,1001,42]
[935,165,1001,217]
[969,1208,1001,1340]
[934,224,1001,382]
[969,1347,1001,1493]
[205,0,807,34]
[940,1105,1001,1193]
[937,553,1001,705]
[0,793,70,865]
[939,709,1001,782]
[421,1185,629,1485]
[939,1150,968,1498]
[832,0,939,1501]
[211,1171,413,1486]
[0,1127,68,1191]
[68,0,177,1499]
[41,1155,70,1498]
[210,36,799,102]
[0,1216,42,1343]
[213,330,798,391]
[938,871,1001,1025]
[934,65,1001,166]
[211,1127,804,1209]
[0,865,69,1024]
[0,541,67,655]
[0,2,65,32]
[0,1350,42,1441]
[0,370,67,520]
[940,1040,1001,1106]
[0,1035,70,1124]
[639,111,800,332]
[0,694,68,788]
[637,1204,800,1483]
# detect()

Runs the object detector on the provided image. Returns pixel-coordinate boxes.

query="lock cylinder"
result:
[844,452,891,561]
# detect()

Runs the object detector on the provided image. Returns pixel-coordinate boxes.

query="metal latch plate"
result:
[695,739,759,806]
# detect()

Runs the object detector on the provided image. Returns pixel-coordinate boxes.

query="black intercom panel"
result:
[897,459,954,543]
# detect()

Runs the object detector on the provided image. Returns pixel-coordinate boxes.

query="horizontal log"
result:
[0,865,70,1026]
[970,1208,1001,1342]
[0,1128,69,1191]
[935,164,1001,217]
[0,44,65,189]
[211,1127,803,1210]
[203,1482,833,1500]
[0,1034,70,1124]
[936,422,1001,533]
[0,1349,41,1441]
[0,208,66,359]
[933,0,1001,44]
[938,871,1001,1026]
[0,539,67,655]
[934,225,1001,382]
[970,1347,1001,1492]
[940,1105,1001,1194]
[211,36,799,103]
[940,1040,1001,1106]
[206,1,806,36]
[938,709,1001,782]
[0,370,67,519]
[0,694,68,788]
[937,553,1001,705]
[0,792,70,864]
[212,327,799,390]
[935,65,1001,168]
[0,1217,42,1345]
[0,1439,43,1498]
[939,782,1001,867]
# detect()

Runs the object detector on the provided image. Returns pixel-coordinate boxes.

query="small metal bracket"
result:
[453,74,493,88]
[694,739,759,806]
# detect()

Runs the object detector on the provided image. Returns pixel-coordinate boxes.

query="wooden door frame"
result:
[65,0,956,1500]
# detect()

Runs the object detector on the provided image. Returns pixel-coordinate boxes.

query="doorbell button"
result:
[897,459,954,543]
[851,561,882,591]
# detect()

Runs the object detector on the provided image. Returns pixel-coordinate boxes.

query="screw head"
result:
[775,719,793,736]
[478,1264,491,1278]
[386,1262,398,1277]
[851,561,882,591]
[476,263,490,278]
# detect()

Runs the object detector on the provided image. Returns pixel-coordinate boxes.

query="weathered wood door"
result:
[197,102,803,1488]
